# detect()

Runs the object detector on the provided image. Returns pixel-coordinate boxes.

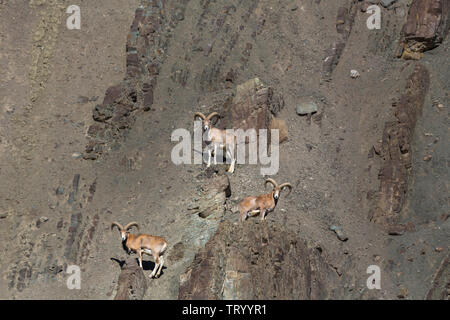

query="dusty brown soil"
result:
[0,0,448,299]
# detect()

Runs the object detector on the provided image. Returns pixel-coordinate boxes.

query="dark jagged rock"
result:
[64,212,82,263]
[84,0,190,160]
[426,255,449,299]
[400,0,449,59]
[322,0,359,80]
[231,78,271,132]
[114,257,148,300]
[190,173,230,220]
[229,78,284,139]
[179,221,355,300]
[372,65,430,226]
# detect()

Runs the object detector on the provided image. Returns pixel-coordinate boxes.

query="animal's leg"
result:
[213,145,218,165]
[138,249,143,268]
[151,254,160,278]
[227,147,235,173]
[156,256,164,277]
[156,256,164,278]
[228,155,236,173]
[206,148,212,167]
[260,209,267,221]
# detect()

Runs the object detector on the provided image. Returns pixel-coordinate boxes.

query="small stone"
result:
[5,105,15,114]
[72,152,82,159]
[423,155,432,161]
[56,186,64,195]
[350,69,360,78]
[388,225,405,236]
[0,212,8,219]
[40,216,49,223]
[435,247,443,253]
[381,0,397,8]
[204,43,213,57]
[77,96,89,104]
[187,203,200,210]
[296,102,318,115]
[175,9,184,21]
[330,225,348,241]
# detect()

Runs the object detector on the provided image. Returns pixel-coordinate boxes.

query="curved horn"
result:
[111,221,123,231]
[265,178,278,189]
[206,112,220,121]
[124,222,139,231]
[194,112,207,121]
[279,183,293,196]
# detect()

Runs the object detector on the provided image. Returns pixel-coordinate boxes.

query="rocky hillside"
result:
[0,0,448,299]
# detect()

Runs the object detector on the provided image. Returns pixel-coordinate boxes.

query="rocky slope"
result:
[0,0,448,299]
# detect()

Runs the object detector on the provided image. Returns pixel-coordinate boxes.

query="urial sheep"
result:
[238,178,292,222]
[194,110,237,173]
[111,221,168,278]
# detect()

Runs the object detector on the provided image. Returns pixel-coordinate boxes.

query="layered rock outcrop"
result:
[371,65,430,227]
[400,0,449,59]
[114,257,148,300]
[179,221,353,300]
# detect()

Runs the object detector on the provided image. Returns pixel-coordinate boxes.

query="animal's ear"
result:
[210,116,220,125]
[207,112,220,125]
